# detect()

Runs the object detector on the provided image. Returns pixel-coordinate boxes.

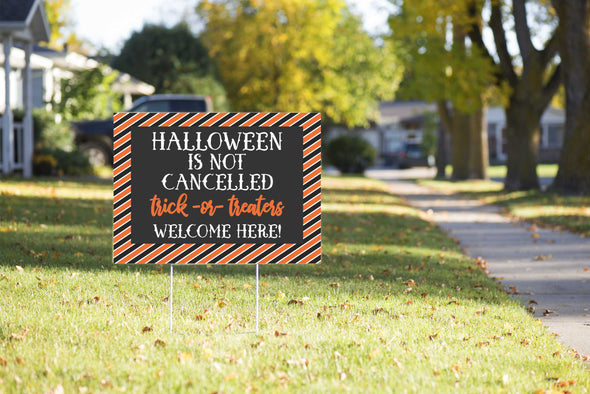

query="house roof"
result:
[0,0,35,22]
[0,43,53,68]
[487,106,564,124]
[378,101,437,127]
[34,46,99,71]
[32,45,156,95]
[0,0,50,42]
[113,73,156,96]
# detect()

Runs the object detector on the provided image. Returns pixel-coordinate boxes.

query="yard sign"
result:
[113,112,321,264]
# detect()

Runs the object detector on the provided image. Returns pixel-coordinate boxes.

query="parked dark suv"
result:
[72,94,213,166]
[398,142,433,169]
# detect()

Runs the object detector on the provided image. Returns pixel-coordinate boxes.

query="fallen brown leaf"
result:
[10,328,30,341]
[403,279,416,287]
[47,384,64,394]
[176,352,193,363]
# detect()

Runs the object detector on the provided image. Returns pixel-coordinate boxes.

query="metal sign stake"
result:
[256,263,260,334]
[169,264,174,334]
[167,264,260,335]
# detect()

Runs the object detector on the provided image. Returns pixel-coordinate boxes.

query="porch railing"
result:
[0,121,25,172]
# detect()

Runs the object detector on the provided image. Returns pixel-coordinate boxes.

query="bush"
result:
[324,134,376,174]
[33,109,75,151]
[34,148,93,176]
[33,153,58,176]
[5,109,92,176]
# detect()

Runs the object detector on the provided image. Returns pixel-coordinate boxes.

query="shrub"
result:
[33,153,58,176]
[33,109,75,151]
[34,147,93,176]
[5,109,92,176]
[324,134,376,174]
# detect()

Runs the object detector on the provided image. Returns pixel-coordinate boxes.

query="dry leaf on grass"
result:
[10,328,30,341]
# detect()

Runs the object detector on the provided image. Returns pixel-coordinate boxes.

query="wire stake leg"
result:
[169,264,174,334]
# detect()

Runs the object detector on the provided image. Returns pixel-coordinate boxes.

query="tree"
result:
[389,1,493,180]
[43,0,69,49]
[112,23,229,110]
[54,66,122,121]
[551,1,590,193]
[469,0,561,190]
[43,0,85,52]
[197,0,402,128]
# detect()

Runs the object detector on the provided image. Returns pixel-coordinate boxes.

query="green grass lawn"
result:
[443,164,559,180]
[0,176,588,393]
[486,164,559,179]
[419,175,590,237]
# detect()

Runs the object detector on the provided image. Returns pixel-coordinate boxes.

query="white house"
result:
[1,1,154,177]
[33,46,155,110]
[327,101,566,166]
[487,106,565,163]
[0,0,50,177]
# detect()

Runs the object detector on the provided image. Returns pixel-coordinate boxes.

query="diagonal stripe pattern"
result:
[113,112,321,264]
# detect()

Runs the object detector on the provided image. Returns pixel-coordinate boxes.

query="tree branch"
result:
[489,2,518,85]
[468,19,505,83]
[541,63,562,109]
[539,30,560,65]
[513,0,534,60]
[468,23,493,61]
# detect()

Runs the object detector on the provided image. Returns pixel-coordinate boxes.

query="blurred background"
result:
[1,0,589,194]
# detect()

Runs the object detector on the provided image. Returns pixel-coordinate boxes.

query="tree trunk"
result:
[552,0,590,193]
[437,100,488,181]
[450,111,471,180]
[552,95,590,192]
[468,106,488,179]
[435,123,447,179]
[504,104,541,190]
[471,0,561,191]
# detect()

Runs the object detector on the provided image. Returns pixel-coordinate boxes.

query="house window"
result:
[546,124,564,147]
[32,69,44,108]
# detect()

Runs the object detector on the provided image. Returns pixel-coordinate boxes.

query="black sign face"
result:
[129,126,304,244]
[113,112,321,265]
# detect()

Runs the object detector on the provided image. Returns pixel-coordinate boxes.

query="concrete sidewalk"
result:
[367,170,590,358]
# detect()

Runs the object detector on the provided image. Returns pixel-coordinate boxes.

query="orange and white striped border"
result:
[113,112,321,264]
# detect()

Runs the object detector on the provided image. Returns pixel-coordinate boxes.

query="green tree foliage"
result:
[43,0,69,49]
[468,0,561,191]
[197,0,402,128]
[390,1,496,113]
[112,23,228,109]
[54,66,122,121]
[43,0,85,52]
[392,0,561,189]
[389,0,493,180]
